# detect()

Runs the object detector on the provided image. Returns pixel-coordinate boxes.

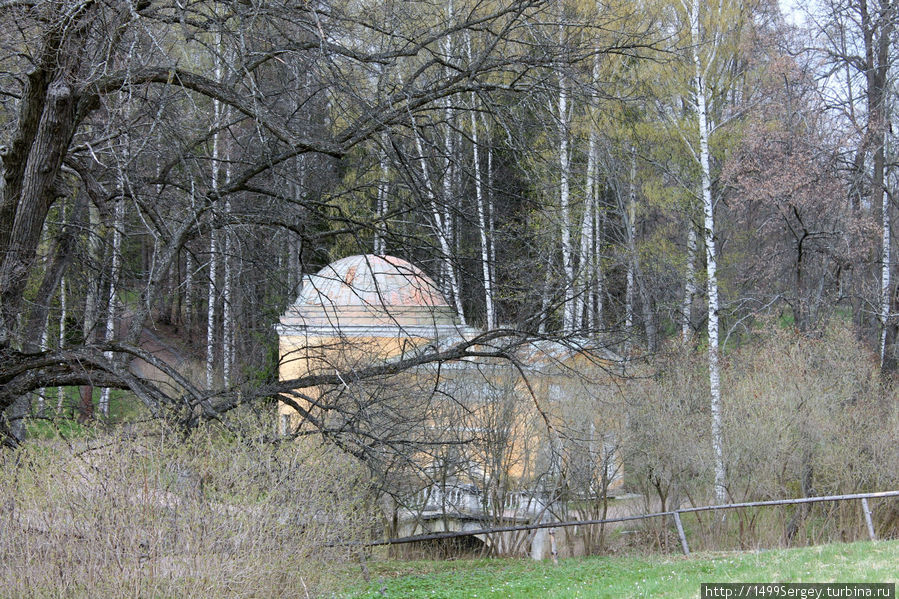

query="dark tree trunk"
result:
[78,385,94,423]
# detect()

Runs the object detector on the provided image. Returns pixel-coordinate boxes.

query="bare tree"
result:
[0,0,652,445]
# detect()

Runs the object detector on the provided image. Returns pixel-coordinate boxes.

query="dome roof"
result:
[280,255,458,331]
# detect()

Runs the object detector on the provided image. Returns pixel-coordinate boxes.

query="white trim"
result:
[276,323,480,339]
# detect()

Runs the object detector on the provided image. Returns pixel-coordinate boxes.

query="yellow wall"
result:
[277,333,432,425]
[278,333,623,493]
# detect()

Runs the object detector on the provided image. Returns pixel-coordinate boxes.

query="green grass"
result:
[26,387,149,439]
[344,540,899,598]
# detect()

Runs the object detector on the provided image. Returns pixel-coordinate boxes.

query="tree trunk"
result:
[223,196,234,387]
[206,228,219,390]
[78,385,94,423]
[881,145,894,370]
[77,200,103,423]
[624,147,638,352]
[690,0,727,504]
[207,40,225,391]
[0,32,82,348]
[594,182,604,330]
[471,93,495,329]
[57,277,67,414]
[558,66,575,333]
[206,115,222,390]
[579,119,598,331]
[100,194,125,417]
[185,248,195,343]
[375,148,389,256]
[484,116,496,326]
[682,225,697,343]
[412,116,466,324]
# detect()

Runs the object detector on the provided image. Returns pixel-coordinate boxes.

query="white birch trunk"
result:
[441,73,456,303]
[185,246,194,339]
[412,118,467,324]
[881,200,890,366]
[881,119,892,366]
[594,184,604,329]
[222,150,234,387]
[579,53,602,332]
[207,35,225,391]
[485,122,496,306]
[206,230,218,390]
[479,109,497,327]
[471,94,495,329]
[465,31,495,329]
[443,0,459,304]
[690,0,727,504]
[624,148,637,352]
[682,225,698,343]
[223,195,233,387]
[375,148,389,256]
[182,182,196,339]
[100,196,124,417]
[57,277,66,414]
[207,101,222,391]
[558,68,575,333]
[579,127,598,331]
[36,313,48,416]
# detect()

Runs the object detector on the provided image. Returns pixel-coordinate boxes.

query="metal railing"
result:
[366,489,899,555]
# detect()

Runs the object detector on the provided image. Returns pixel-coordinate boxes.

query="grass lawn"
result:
[344,540,899,598]
[26,387,148,439]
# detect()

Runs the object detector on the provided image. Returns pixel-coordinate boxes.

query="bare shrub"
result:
[621,322,899,552]
[724,323,899,544]
[0,416,376,598]
[623,346,711,514]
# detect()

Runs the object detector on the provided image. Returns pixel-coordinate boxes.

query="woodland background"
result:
[2,0,899,594]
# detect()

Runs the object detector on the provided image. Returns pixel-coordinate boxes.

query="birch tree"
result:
[411,116,467,325]
[575,50,603,332]
[812,0,896,366]
[681,226,698,342]
[466,30,496,329]
[0,0,653,445]
[471,99,496,329]
[687,0,726,504]
[100,190,124,416]
[557,36,576,333]
[206,34,225,391]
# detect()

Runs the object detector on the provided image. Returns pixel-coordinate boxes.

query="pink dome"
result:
[280,255,457,330]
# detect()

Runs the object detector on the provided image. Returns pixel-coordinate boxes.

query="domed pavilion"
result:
[276,254,476,430]
[276,254,626,559]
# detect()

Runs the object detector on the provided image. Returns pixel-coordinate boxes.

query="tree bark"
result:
[558,65,575,333]
[624,148,638,352]
[690,0,727,504]
[0,78,79,346]
[682,225,697,343]
[471,92,495,329]
[101,188,125,417]
[412,116,466,324]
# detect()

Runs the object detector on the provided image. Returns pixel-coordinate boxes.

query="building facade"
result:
[277,254,625,558]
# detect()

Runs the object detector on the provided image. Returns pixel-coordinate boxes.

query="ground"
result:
[343,540,899,598]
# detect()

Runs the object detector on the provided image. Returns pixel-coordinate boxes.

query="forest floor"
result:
[120,310,206,392]
[341,540,899,598]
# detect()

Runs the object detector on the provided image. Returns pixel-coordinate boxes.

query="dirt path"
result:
[119,312,205,393]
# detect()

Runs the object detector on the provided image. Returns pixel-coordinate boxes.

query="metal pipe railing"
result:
[359,489,899,553]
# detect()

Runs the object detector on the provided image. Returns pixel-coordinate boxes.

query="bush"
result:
[620,321,899,551]
[0,417,376,598]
